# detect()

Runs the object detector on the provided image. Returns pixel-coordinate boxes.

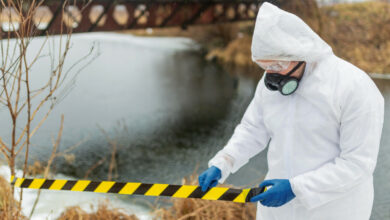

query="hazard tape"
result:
[10,176,265,203]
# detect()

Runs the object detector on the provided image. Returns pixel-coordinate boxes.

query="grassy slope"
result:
[209,1,390,73]
[321,1,390,73]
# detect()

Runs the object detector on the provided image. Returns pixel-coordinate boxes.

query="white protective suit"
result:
[208,2,384,220]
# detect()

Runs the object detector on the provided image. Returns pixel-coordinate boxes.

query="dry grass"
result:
[58,195,256,220]
[206,34,252,66]
[321,1,390,73]
[25,161,45,177]
[152,172,256,220]
[57,202,139,220]
[0,176,27,220]
[154,198,256,220]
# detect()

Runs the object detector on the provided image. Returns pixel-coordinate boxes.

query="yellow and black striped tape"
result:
[11,176,265,203]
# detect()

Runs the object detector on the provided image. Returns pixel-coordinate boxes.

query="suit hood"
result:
[251,2,333,62]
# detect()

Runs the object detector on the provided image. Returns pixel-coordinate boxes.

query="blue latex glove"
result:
[250,179,296,207]
[198,166,222,192]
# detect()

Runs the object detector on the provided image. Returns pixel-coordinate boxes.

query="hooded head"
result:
[251,2,333,63]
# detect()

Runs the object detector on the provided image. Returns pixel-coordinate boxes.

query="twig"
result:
[29,115,64,219]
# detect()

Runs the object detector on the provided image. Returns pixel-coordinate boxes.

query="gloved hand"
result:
[250,179,295,207]
[198,166,222,192]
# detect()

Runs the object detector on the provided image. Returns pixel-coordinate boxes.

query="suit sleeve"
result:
[290,79,385,210]
[208,77,271,183]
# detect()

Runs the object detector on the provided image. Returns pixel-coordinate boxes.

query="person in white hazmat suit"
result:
[198,2,384,220]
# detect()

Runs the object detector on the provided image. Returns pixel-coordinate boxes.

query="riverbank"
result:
[122,1,390,74]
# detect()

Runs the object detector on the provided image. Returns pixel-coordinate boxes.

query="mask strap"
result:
[286,61,304,76]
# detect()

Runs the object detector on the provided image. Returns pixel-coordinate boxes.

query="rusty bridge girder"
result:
[0,0,282,38]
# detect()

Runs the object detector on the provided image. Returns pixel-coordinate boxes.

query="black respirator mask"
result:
[264,61,305,96]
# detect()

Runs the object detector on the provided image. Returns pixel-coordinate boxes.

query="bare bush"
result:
[0,0,96,218]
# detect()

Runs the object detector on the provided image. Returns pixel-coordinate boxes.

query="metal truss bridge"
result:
[0,0,281,38]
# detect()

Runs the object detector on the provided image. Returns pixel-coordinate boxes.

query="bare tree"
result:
[0,0,98,218]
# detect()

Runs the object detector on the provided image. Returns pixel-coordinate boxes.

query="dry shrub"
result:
[153,173,256,220]
[195,23,240,49]
[206,34,252,66]
[0,176,27,220]
[155,189,256,219]
[26,161,45,177]
[153,197,256,220]
[57,202,139,220]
